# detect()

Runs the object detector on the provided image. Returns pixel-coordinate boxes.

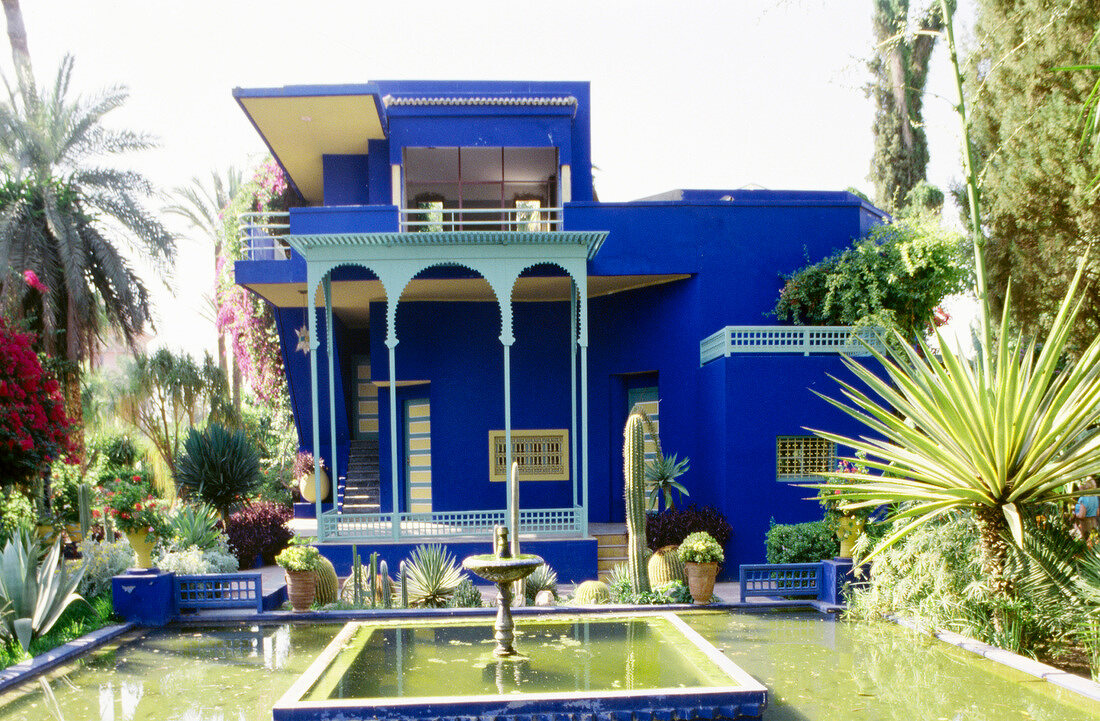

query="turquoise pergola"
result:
[286,230,607,542]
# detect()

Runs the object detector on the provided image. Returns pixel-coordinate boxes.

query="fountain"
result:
[462,525,543,656]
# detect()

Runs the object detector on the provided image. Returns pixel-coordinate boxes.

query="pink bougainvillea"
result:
[0,317,76,486]
[216,158,293,406]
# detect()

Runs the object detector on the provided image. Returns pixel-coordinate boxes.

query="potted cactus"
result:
[276,545,323,611]
[678,531,724,604]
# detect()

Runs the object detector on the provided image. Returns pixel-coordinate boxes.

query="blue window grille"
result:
[175,573,264,612]
[739,563,822,602]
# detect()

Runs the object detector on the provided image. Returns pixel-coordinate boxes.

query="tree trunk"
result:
[973,505,1012,631]
[1,0,32,101]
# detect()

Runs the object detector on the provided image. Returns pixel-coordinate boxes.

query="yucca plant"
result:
[638,411,690,511]
[403,544,463,608]
[174,423,261,521]
[813,266,1100,602]
[0,532,85,650]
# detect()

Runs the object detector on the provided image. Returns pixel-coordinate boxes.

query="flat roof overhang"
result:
[242,274,692,327]
[234,84,388,204]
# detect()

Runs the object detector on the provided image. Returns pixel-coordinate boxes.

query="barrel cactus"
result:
[624,413,650,594]
[574,579,611,605]
[648,545,687,585]
[314,556,339,605]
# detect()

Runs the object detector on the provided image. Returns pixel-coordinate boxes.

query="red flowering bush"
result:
[96,476,170,540]
[0,317,76,487]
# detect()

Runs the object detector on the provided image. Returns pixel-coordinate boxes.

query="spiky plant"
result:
[0,56,174,428]
[403,544,463,608]
[166,502,222,550]
[0,532,85,650]
[174,423,261,521]
[524,563,558,604]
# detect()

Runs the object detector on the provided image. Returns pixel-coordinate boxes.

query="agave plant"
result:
[166,502,222,550]
[638,411,690,511]
[524,563,559,604]
[174,423,261,521]
[403,544,463,608]
[0,532,85,650]
[813,265,1100,601]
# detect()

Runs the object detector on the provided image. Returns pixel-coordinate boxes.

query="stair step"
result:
[597,546,627,559]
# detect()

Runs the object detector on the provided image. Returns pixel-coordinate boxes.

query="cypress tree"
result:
[867,0,951,213]
[967,0,1100,353]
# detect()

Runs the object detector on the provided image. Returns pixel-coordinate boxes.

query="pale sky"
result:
[3,0,975,356]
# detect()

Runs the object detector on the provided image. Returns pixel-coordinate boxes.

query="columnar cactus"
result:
[380,560,392,608]
[624,412,650,594]
[351,545,363,606]
[399,560,409,608]
[370,552,379,606]
[77,483,92,538]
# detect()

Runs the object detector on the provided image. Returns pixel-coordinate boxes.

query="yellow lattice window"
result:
[776,436,835,481]
[489,429,569,481]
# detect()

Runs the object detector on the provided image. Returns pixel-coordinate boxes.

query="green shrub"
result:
[275,545,322,572]
[166,502,222,550]
[447,578,484,608]
[77,538,135,599]
[765,520,839,563]
[0,489,35,539]
[155,545,239,574]
[679,531,724,563]
[174,423,261,519]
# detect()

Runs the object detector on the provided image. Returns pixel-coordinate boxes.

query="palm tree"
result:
[0,56,175,433]
[165,168,242,409]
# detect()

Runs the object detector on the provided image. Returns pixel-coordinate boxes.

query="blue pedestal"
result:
[821,558,854,605]
[112,570,177,625]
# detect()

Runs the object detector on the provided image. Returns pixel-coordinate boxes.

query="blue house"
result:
[231,80,888,580]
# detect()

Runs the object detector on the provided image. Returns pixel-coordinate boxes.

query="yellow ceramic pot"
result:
[125,530,157,568]
[298,468,331,503]
[836,514,866,559]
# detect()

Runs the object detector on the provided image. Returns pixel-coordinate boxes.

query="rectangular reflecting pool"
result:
[275,613,767,720]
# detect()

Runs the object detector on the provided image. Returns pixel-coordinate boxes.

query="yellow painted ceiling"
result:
[238,94,386,203]
[244,274,691,328]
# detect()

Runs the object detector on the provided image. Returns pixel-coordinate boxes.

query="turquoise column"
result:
[388,337,400,540]
[324,277,337,529]
[569,281,578,512]
[503,341,513,539]
[307,276,323,537]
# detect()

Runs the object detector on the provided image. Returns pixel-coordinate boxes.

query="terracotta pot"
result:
[685,561,718,605]
[298,468,331,503]
[125,530,157,569]
[286,570,317,611]
[836,514,866,559]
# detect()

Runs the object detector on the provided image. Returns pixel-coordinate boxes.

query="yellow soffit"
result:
[239,94,386,203]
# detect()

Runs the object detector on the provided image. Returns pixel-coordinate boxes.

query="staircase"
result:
[341,438,381,514]
[592,525,628,582]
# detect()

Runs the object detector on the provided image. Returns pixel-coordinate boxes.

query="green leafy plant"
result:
[773,217,967,339]
[0,533,85,650]
[166,502,222,550]
[274,545,322,572]
[765,520,840,564]
[154,545,238,575]
[678,531,724,564]
[174,423,261,521]
[403,544,463,608]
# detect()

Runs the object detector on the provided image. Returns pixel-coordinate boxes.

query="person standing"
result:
[1075,479,1099,540]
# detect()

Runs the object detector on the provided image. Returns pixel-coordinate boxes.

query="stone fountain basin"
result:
[462,553,543,584]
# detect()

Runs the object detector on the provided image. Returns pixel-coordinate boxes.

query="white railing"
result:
[699,325,886,365]
[238,211,290,260]
[399,206,563,232]
[319,506,582,541]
